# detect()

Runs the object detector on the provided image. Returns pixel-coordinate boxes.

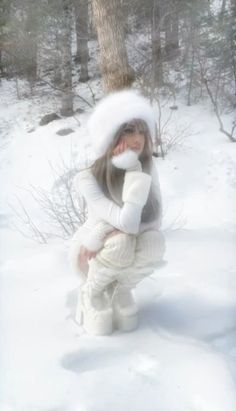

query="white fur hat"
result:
[87,89,156,159]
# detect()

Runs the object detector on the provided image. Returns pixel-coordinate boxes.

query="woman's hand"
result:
[111,148,141,171]
[79,245,97,273]
[112,136,142,171]
[78,232,120,273]
[112,138,128,156]
[80,245,97,261]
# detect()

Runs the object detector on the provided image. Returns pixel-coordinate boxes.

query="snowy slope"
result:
[1,79,236,411]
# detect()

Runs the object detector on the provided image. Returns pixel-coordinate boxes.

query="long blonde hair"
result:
[91,119,160,223]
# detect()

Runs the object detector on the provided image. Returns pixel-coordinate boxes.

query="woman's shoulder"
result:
[74,167,93,183]
[73,167,96,191]
[73,166,106,203]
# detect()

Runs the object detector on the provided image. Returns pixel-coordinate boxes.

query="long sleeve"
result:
[74,168,151,235]
[82,221,114,251]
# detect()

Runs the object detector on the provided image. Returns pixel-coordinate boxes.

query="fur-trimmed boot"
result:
[78,282,113,335]
[113,284,138,332]
[106,281,138,332]
[110,230,166,332]
[76,259,117,336]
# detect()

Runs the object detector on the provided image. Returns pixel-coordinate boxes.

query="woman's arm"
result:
[74,168,151,234]
[82,221,115,251]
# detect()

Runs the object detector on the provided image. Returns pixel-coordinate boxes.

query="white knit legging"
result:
[87,230,165,291]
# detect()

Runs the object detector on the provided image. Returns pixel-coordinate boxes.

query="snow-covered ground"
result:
[1,78,236,411]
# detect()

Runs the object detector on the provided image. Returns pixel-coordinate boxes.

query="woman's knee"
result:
[68,241,88,280]
[135,230,166,267]
[97,232,136,268]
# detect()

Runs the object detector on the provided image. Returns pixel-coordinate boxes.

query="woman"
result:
[69,89,165,335]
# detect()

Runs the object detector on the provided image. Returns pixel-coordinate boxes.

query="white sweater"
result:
[73,156,162,252]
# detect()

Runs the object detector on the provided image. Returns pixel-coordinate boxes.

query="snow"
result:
[1,78,236,411]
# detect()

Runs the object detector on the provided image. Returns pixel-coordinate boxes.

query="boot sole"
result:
[81,308,113,336]
[114,311,139,332]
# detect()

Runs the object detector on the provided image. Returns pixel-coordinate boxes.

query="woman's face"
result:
[120,131,145,155]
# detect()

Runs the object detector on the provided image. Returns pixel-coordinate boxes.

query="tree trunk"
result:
[186,10,197,106]
[74,0,90,82]
[220,0,227,16]
[187,29,196,106]
[151,0,163,86]
[164,0,179,59]
[230,0,236,95]
[92,0,135,92]
[0,49,2,78]
[172,7,179,48]
[60,0,73,116]
[24,0,38,86]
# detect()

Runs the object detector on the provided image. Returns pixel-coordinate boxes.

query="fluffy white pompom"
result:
[111,149,141,170]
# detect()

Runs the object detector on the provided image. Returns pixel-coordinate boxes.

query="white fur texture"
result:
[87,89,156,160]
[111,149,140,170]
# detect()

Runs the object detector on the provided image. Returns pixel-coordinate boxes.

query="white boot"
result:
[109,283,139,332]
[78,281,113,336]
[76,259,117,336]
